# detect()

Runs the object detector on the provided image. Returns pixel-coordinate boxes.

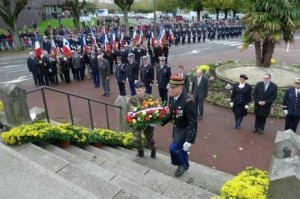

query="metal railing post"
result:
[105,104,109,129]
[88,99,94,129]
[67,94,74,125]
[41,88,50,123]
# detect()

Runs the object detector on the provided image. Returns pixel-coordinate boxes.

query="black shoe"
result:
[150,149,156,159]
[136,150,144,158]
[198,115,203,120]
[252,128,258,133]
[233,123,238,129]
[258,129,264,134]
[102,93,107,96]
[236,124,241,129]
[106,93,110,97]
[175,165,185,177]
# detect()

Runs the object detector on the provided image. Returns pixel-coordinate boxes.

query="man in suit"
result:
[176,65,190,93]
[191,69,209,120]
[156,56,171,104]
[27,52,38,86]
[161,75,197,177]
[253,73,278,134]
[140,56,154,94]
[282,78,300,133]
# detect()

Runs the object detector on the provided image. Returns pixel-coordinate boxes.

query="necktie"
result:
[264,83,268,91]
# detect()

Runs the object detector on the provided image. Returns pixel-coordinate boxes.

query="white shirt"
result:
[238,83,245,88]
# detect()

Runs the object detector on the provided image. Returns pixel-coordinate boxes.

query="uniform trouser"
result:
[51,72,58,84]
[198,35,201,42]
[203,35,206,42]
[101,77,110,94]
[117,81,126,96]
[159,88,168,105]
[169,142,189,167]
[63,70,71,83]
[285,114,300,133]
[254,115,267,130]
[79,67,85,80]
[42,71,50,86]
[195,97,204,116]
[129,81,136,96]
[74,68,80,80]
[32,72,38,86]
[145,85,152,94]
[187,36,191,43]
[192,36,196,43]
[181,36,186,44]
[92,71,100,87]
[133,126,155,150]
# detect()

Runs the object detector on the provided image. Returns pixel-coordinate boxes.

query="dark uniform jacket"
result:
[253,81,278,117]
[156,64,171,89]
[231,83,252,116]
[27,57,37,73]
[162,92,197,144]
[116,63,126,82]
[127,61,139,82]
[140,64,154,87]
[90,57,99,73]
[283,87,300,116]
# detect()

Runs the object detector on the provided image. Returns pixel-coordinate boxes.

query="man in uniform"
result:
[128,81,156,158]
[156,56,171,104]
[283,78,300,133]
[126,52,139,96]
[140,56,154,94]
[115,56,127,96]
[161,75,197,177]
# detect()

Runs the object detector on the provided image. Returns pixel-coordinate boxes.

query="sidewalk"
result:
[21,40,300,175]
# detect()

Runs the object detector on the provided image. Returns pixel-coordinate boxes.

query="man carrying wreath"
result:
[128,81,156,159]
[161,75,198,177]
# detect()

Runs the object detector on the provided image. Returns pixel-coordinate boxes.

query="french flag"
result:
[112,33,118,50]
[51,39,58,55]
[80,34,87,51]
[150,32,155,47]
[159,29,166,45]
[104,33,111,54]
[91,29,98,48]
[62,38,72,57]
[139,30,143,46]
[169,28,174,43]
[35,38,42,59]
[120,32,125,48]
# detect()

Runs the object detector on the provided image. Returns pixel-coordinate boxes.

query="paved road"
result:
[0,38,243,85]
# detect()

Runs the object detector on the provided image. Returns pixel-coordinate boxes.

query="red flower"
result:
[145,115,151,121]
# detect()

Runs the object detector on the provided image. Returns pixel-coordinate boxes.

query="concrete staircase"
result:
[0,141,233,199]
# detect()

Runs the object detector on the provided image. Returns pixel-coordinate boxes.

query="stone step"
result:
[14,143,135,198]
[107,146,233,195]
[85,145,216,199]
[0,142,97,199]
[64,145,170,199]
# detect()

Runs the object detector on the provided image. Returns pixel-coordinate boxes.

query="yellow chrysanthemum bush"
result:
[1,121,137,149]
[198,64,211,73]
[0,100,3,112]
[212,167,269,199]
[271,58,276,64]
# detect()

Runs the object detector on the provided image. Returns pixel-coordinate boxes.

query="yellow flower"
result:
[0,100,3,112]
[271,58,276,64]
[197,64,210,72]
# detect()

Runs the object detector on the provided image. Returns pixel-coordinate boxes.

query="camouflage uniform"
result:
[128,94,156,153]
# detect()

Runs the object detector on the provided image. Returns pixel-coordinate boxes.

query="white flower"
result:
[142,111,147,115]
[133,107,137,112]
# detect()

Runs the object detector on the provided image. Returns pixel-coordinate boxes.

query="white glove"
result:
[245,105,249,109]
[230,102,233,107]
[183,142,192,151]
[284,110,288,115]
[126,78,128,81]
[134,80,139,84]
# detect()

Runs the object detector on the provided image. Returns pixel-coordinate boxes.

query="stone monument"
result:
[267,129,300,199]
[0,84,32,129]
[114,95,130,131]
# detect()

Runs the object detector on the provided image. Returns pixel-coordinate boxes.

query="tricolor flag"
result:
[159,29,166,45]
[35,38,42,59]
[91,29,98,48]
[51,39,58,55]
[132,30,139,46]
[139,30,143,46]
[112,33,118,51]
[80,34,87,51]
[120,32,125,48]
[150,32,155,47]
[104,33,111,54]
[62,38,72,57]
[169,28,174,43]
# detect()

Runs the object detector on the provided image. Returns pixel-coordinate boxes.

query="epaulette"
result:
[186,98,192,102]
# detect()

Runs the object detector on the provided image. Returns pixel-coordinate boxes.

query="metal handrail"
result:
[27,86,122,129]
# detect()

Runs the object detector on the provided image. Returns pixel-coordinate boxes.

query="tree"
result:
[179,0,203,21]
[156,0,177,16]
[202,0,224,20]
[242,0,300,67]
[114,0,135,31]
[84,2,98,13]
[60,0,86,33]
[0,0,27,50]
